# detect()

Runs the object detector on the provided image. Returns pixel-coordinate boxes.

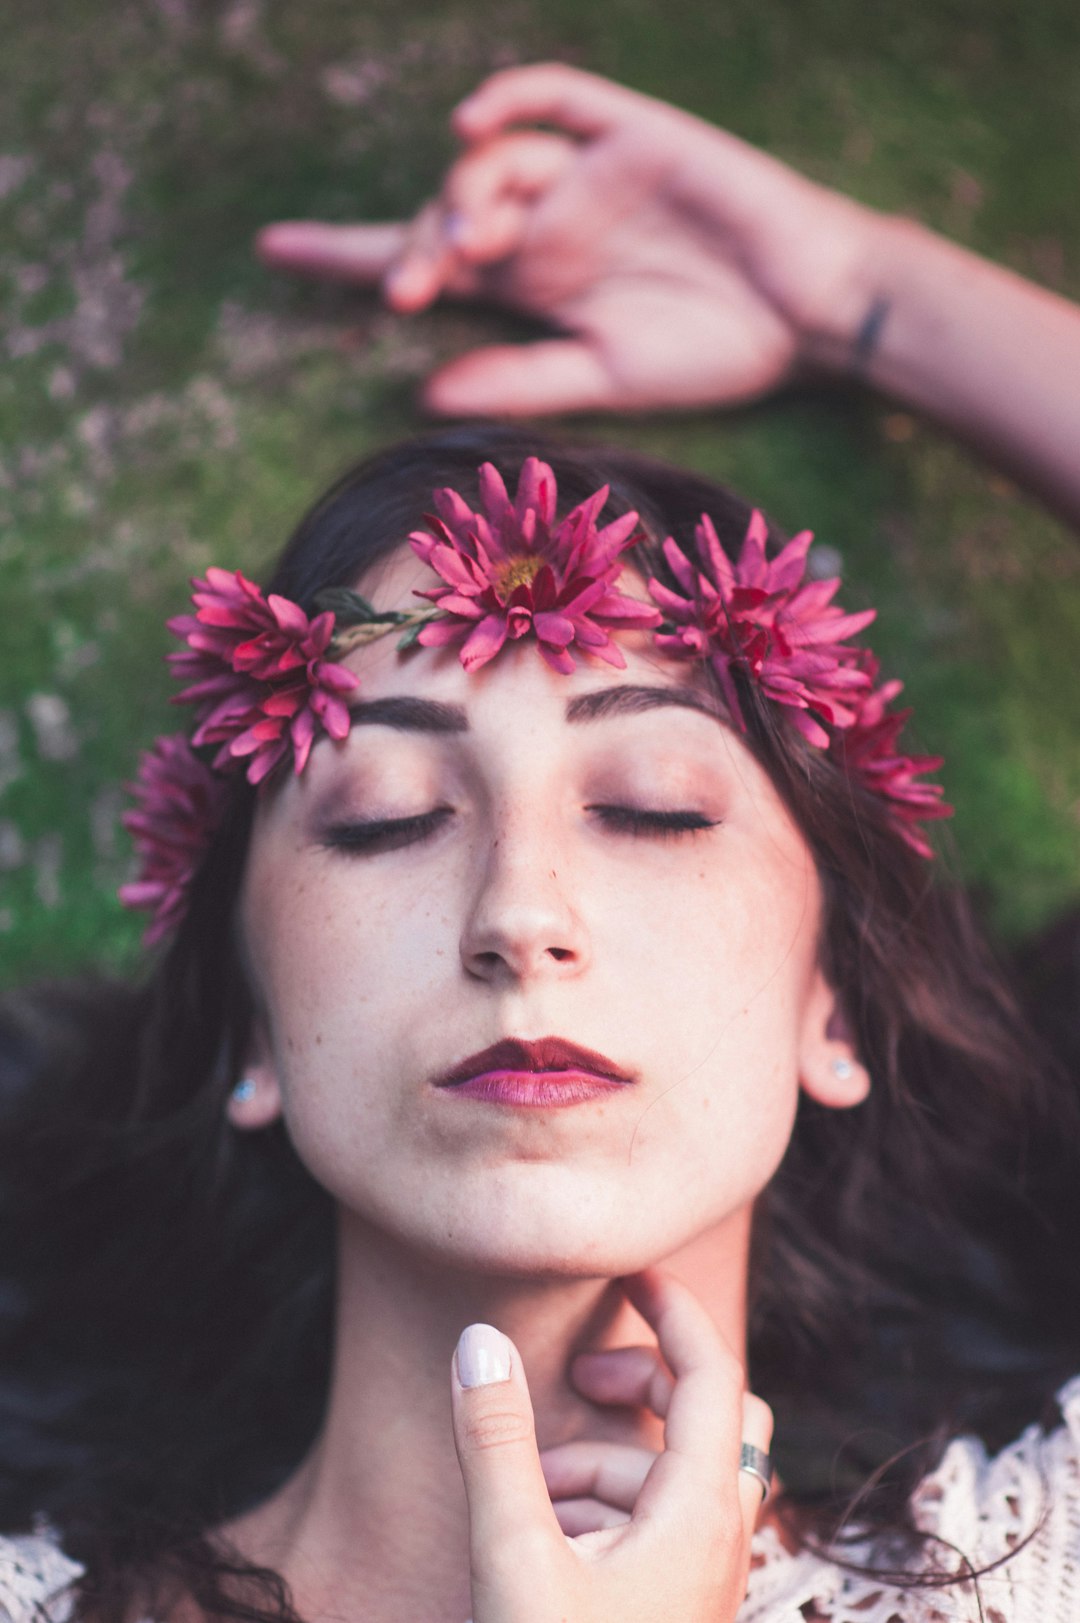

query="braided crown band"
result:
[119,457,950,943]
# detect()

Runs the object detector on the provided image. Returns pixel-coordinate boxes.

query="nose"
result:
[459,813,589,986]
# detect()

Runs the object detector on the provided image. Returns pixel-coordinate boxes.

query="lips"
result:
[433,1036,635,1090]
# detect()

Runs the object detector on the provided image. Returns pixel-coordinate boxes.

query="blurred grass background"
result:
[1,0,1078,985]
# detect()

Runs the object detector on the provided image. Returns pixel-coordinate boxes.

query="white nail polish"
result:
[456,1323,511,1387]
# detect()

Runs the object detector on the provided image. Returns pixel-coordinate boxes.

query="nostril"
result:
[547,947,573,962]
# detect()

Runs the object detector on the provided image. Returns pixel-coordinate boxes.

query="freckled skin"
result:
[239,548,857,1281]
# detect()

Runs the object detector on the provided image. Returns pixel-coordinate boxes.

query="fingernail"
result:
[444,210,471,248]
[456,1323,512,1388]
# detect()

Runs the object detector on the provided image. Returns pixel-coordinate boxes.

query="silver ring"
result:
[738,1442,772,1501]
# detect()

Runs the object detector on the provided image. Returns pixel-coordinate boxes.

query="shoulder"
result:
[0,1530,83,1623]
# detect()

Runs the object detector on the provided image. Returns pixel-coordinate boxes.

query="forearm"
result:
[814,215,1080,529]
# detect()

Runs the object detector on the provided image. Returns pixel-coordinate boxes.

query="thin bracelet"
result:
[851,294,892,373]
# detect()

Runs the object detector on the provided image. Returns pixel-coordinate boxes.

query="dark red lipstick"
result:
[433,1037,635,1107]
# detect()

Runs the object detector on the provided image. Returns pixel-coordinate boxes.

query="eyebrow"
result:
[345,696,468,732]
[346,685,724,733]
[564,684,726,726]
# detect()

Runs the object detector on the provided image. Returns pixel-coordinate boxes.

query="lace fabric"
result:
[741,1376,1080,1621]
[6,1380,1080,1623]
[0,1527,81,1623]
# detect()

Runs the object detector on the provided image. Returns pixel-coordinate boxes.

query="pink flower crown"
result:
[120,457,950,942]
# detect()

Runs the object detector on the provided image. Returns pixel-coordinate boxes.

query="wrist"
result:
[797,211,925,379]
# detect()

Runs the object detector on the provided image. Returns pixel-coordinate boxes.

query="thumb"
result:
[424,340,613,418]
[452,1324,566,1611]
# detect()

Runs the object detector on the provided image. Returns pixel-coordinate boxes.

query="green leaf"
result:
[311,587,383,627]
[396,621,427,652]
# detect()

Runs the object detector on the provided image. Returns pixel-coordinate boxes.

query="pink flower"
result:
[119,734,230,945]
[839,668,953,856]
[648,511,876,746]
[409,458,661,674]
[167,567,358,784]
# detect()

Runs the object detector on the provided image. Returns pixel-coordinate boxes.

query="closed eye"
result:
[321,805,717,853]
[321,807,453,854]
[589,806,719,837]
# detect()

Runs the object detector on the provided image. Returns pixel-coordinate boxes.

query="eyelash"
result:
[322,808,452,854]
[587,806,718,838]
[321,805,717,854]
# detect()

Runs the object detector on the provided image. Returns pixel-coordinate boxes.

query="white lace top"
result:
[4,1378,1080,1622]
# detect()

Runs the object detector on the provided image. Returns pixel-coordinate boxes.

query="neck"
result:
[226,1211,751,1623]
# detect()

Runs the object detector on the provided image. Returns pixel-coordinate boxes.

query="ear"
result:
[797,969,870,1110]
[226,1018,284,1131]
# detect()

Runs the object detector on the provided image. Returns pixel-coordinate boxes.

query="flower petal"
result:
[418,616,468,648]
[460,613,509,672]
[533,611,576,647]
[538,641,576,675]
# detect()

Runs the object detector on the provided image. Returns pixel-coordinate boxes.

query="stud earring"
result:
[231,1077,257,1104]
[831,1057,855,1081]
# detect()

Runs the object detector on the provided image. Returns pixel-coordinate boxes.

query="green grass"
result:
[1,0,1079,983]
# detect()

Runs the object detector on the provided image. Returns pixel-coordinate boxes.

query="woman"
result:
[2,66,1078,1623]
[2,423,1080,1623]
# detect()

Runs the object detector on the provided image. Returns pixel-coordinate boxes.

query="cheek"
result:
[240,875,402,1202]
[614,844,817,1182]
[241,843,462,1156]
[619,841,819,1047]
[615,978,802,1238]
[246,827,446,1019]
[241,847,370,1089]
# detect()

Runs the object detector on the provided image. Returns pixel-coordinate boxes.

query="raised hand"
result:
[450,1269,773,1623]
[257,63,879,417]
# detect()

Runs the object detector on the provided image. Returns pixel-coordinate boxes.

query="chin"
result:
[394,1178,689,1281]
[337,1158,731,1280]
[426,1229,657,1282]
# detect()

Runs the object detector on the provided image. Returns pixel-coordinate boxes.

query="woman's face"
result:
[239,546,862,1277]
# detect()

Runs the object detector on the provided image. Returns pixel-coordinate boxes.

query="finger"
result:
[255,221,406,285]
[452,62,645,142]
[540,1439,656,1512]
[383,199,458,311]
[570,1344,675,1417]
[386,139,567,307]
[423,339,613,418]
[451,1324,566,1602]
[552,1497,631,1537]
[736,1391,774,1534]
[441,133,573,262]
[619,1270,746,1528]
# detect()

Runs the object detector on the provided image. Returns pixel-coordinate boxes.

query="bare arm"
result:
[258,64,1080,528]
[807,214,1080,528]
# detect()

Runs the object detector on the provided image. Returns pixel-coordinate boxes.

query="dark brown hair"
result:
[3,425,1079,1621]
